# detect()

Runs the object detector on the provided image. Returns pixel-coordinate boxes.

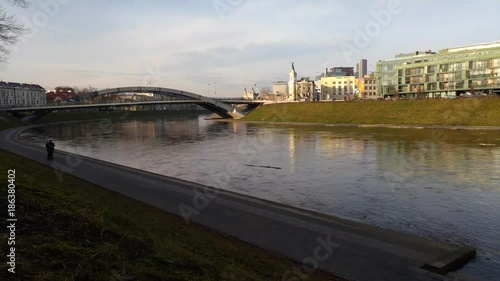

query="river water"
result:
[21,113,500,280]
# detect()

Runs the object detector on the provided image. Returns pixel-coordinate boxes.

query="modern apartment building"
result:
[376,41,500,98]
[0,81,46,107]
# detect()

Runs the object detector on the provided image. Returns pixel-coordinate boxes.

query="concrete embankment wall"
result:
[243,98,500,127]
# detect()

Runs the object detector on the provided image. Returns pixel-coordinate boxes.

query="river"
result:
[20,113,500,280]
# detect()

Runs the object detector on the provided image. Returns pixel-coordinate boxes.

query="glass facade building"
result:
[376,42,500,98]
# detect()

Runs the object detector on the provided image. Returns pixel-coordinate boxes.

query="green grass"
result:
[0,149,343,281]
[0,112,28,131]
[244,98,500,126]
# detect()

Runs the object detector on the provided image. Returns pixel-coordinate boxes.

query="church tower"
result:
[288,62,297,101]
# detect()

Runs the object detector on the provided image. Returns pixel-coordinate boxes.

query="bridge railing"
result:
[212,97,245,100]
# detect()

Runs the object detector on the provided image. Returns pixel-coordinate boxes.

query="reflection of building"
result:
[375,137,498,186]
[320,76,356,100]
[0,81,46,107]
[288,129,296,172]
[377,41,500,98]
[318,135,366,157]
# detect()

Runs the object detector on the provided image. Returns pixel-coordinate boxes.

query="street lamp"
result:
[214,82,217,97]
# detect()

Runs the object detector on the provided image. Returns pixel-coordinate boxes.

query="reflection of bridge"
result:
[1,86,265,121]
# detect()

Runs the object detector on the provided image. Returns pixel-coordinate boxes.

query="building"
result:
[272,63,317,101]
[320,76,356,100]
[359,59,368,78]
[0,81,46,107]
[243,87,258,100]
[314,79,322,100]
[330,66,355,77]
[274,62,316,101]
[46,86,77,103]
[272,81,288,100]
[358,73,377,99]
[287,62,298,101]
[377,41,500,98]
[296,78,315,101]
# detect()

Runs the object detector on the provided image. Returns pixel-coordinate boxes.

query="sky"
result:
[1,0,499,97]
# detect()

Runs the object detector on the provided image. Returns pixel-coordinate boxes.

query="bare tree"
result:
[260,86,271,95]
[0,0,30,63]
[259,86,274,100]
[5,0,29,8]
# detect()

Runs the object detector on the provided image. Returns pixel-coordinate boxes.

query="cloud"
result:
[1,0,499,96]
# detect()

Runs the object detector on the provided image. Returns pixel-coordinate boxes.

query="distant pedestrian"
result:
[45,140,55,160]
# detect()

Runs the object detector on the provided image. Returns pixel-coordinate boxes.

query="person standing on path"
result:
[45,140,55,160]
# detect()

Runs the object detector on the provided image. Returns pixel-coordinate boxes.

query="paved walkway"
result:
[1,127,478,281]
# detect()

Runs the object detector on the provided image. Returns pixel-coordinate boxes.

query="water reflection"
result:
[20,115,500,280]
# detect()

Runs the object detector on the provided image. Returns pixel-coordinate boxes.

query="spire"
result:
[292,62,295,71]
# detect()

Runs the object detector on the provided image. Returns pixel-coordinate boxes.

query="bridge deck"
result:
[0,100,261,112]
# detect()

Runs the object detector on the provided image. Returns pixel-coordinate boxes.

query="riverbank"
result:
[243,98,500,127]
[0,148,342,281]
[0,112,26,131]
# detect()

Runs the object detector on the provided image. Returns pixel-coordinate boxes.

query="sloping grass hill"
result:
[244,98,500,126]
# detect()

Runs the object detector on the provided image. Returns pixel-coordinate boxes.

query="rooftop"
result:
[0,81,45,90]
[442,41,500,53]
[379,40,500,62]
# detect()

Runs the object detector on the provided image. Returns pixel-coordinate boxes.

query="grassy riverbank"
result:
[244,98,500,126]
[0,112,26,131]
[0,149,343,281]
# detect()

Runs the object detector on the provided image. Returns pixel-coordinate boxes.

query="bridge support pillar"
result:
[229,110,245,119]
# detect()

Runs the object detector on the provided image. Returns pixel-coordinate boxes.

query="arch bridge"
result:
[84,86,248,118]
[2,86,265,121]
